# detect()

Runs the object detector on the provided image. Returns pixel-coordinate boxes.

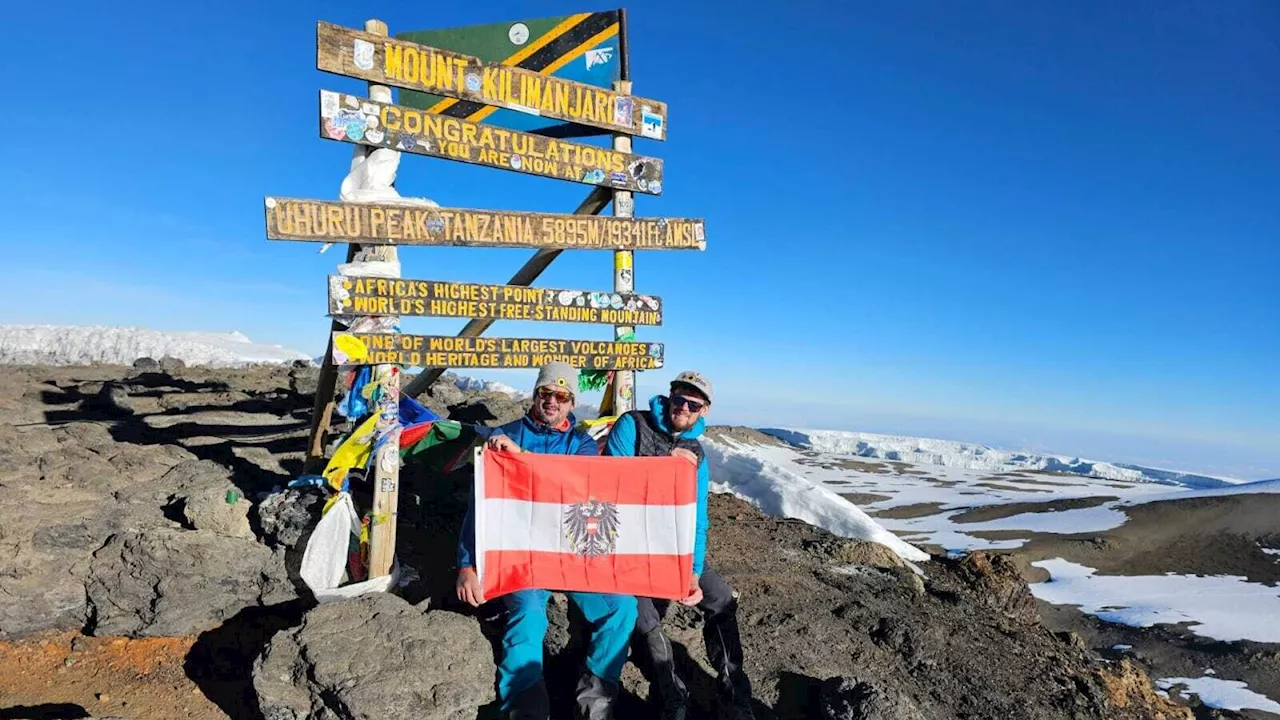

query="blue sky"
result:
[2,1,1277,478]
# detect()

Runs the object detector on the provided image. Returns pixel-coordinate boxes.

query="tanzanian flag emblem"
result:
[395,10,623,138]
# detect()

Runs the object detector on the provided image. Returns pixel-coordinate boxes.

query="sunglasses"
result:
[668,395,705,413]
[535,387,573,404]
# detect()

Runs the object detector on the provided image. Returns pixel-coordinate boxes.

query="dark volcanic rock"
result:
[618,494,1192,720]
[253,593,495,720]
[86,528,296,637]
[257,486,327,549]
[288,365,319,397]
[445,393,528,427]
[819,677,928,720]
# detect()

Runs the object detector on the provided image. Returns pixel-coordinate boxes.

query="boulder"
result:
[132,356,161,370]
[831,540,908,571]
[174,481,254,539]
[958,551,1040,626]
[289,366,320,397]
[1097,659,1194,720]
[85,527,296,637]
[254,593,495,720]
[257,486,327,549]
[94,381,140,415]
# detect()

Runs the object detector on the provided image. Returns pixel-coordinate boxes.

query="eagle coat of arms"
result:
[563,499,620,557]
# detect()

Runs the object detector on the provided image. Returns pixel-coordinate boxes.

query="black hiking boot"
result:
[705,612,755,720]
[574,671,619,720]
[505,679,550,720]
[636,625,689,720]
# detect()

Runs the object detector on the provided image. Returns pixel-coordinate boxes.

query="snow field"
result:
[1029,558,1280,644]
[0,325,311,367]
[1156,676,1280,715]
[703,440,930,562]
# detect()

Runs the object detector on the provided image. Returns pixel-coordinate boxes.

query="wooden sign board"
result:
[330,276,663,326]
[263,198,705,250]
[331,333,664,370]
[319,91,663,194]
[393,11,623,139]
[318,22,667,140]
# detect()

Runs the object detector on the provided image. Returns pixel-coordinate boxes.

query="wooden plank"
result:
[356,20,401,583]
[318,91,664,194]
[264,197,705,250]
[317,21,667,140]
[329,276,663,326]
[331,333,664,371]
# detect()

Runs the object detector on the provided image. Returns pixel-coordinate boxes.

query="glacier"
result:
[763,428,1240,488]
[0,325,312,368]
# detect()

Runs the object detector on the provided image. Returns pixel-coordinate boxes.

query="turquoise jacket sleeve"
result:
[693,456,709,576]
[604,413,637,457]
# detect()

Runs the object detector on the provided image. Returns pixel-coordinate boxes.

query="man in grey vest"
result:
[603,371,754,720]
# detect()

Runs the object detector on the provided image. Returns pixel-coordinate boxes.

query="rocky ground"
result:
[0,364,1252,719]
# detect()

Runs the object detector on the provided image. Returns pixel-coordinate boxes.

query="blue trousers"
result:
[498,589,637,710]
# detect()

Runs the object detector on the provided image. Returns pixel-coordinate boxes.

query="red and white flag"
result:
[474,448,697,601]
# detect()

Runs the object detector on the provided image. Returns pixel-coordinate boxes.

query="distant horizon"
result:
[3,321,1276,481]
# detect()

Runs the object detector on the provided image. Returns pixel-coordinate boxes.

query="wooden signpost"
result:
[316,22,667,139]
[319,92,664,193]
[267,10,701,583]
[329,276,663,326]
[332,333,663,370]
[265,197,704,249]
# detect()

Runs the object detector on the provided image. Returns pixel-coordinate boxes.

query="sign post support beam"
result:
[399,186,611,400]
[610,10,637,414]
[611,12,637,414]
[611,88,636,415]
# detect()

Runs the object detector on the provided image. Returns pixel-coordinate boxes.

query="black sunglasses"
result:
[668,395,705,413]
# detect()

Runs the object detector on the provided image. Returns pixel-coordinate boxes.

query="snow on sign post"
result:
[264,9,700,585]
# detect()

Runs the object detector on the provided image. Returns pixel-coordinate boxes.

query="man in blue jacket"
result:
[456,361,637,720]
[605,371,755,720]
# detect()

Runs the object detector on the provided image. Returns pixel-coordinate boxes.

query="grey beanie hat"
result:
[534,361,578,395]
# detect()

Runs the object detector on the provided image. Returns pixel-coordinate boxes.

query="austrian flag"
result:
[474,448,697,601]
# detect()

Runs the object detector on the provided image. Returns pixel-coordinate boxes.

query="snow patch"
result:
[1030,558,1280,644]
[1156,676,1280,714]
[0,325,311,367]
[704,438,929,563]
[764,428,1240,488]
[878,505,1129,553]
